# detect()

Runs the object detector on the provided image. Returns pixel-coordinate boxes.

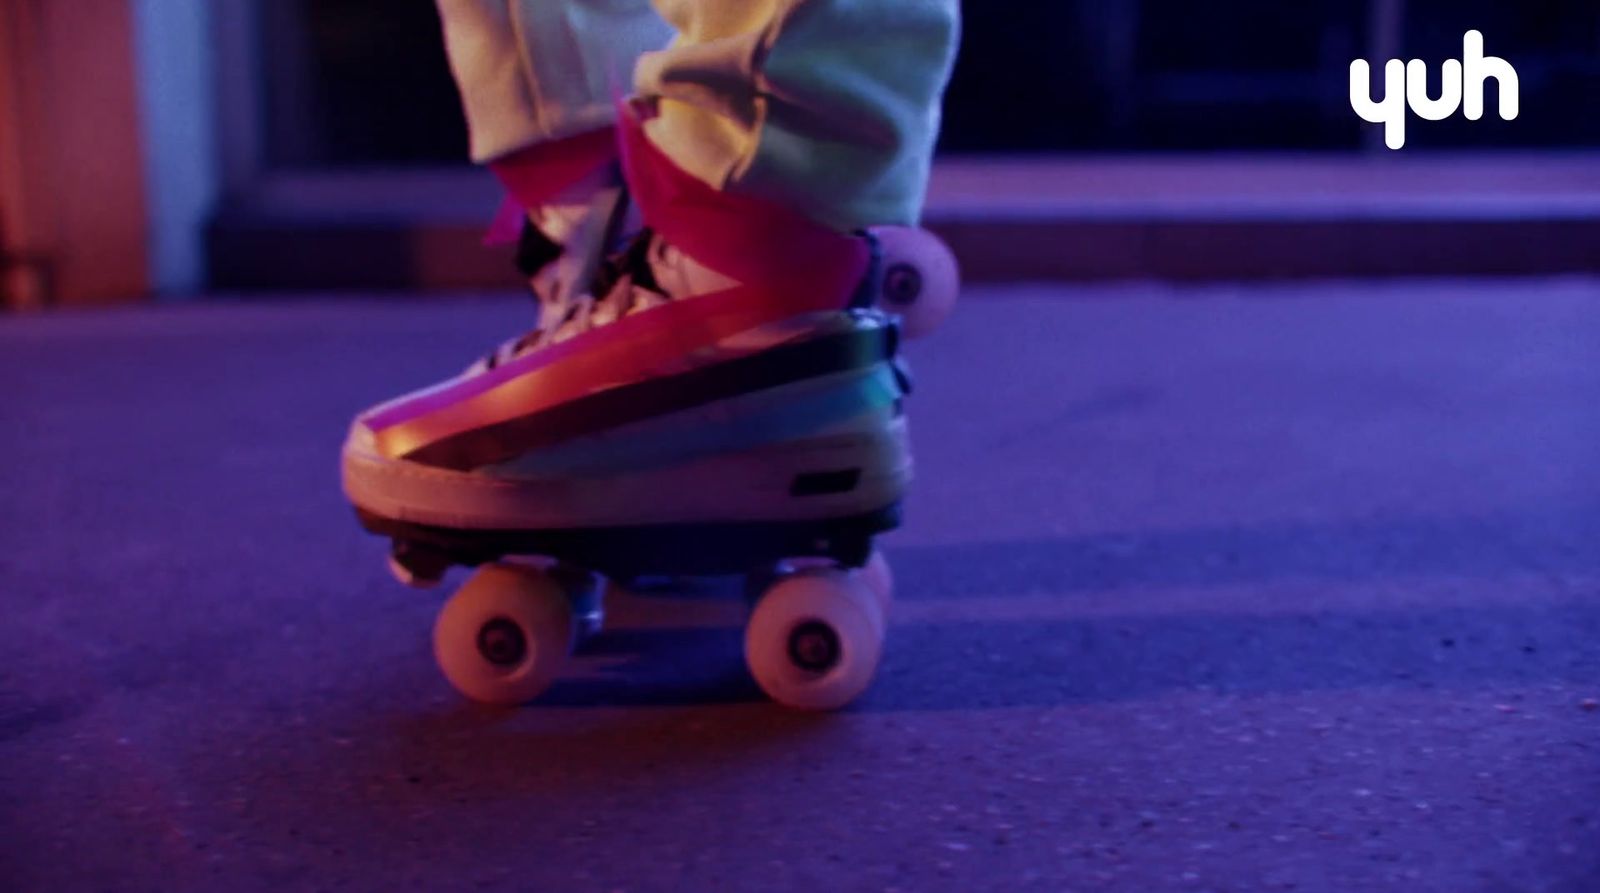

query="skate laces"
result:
[478,229,668,372]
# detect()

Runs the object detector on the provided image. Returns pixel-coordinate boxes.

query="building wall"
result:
[0,0,150,307]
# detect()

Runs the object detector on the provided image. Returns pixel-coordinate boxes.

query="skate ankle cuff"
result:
[616,100,870,314]
[489,127,620,216]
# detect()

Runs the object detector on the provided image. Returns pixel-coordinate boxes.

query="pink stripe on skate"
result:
[616,100,869,301]
[489,127,619,213]
[361,291,731,434]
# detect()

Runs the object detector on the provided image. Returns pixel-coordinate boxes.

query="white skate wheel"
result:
[433,563,574,705]
[869,226,960,339]
[745,571,884,710]
[856,551,894,618]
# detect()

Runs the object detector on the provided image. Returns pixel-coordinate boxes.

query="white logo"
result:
[1350,30,1519,150]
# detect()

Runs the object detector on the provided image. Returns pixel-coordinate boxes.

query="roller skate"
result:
[341,106,957,710]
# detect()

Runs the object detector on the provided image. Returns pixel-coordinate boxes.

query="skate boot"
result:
[341,105,954,710]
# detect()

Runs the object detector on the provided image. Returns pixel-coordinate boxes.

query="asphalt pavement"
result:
[2,279,1597,892]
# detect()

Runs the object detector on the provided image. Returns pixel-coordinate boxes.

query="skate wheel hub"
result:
[432,564,575,705]
[476,616,529,668]
[882,263,923,307]
[787,620,843,673]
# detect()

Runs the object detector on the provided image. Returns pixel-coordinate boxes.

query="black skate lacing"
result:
[480,225,667,371]
[514,219,563,278]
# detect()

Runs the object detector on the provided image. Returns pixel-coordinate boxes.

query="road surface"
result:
[2,279,1597,891]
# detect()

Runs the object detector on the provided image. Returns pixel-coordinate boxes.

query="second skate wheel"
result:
[745,571,884,710]
[870,226,960,339]
[433,563,574,706]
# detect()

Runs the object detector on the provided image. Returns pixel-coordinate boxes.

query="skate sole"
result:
[344,415,911,533]
[360,503,901,582]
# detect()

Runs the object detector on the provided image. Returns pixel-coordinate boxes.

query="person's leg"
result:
[635,0,961,232]
[437,0,669,165]
[604,0,960,340]
[440,0,959,237]
[435,0,669,334]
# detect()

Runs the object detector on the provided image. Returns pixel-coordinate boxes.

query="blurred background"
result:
[3,0,1597,307]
